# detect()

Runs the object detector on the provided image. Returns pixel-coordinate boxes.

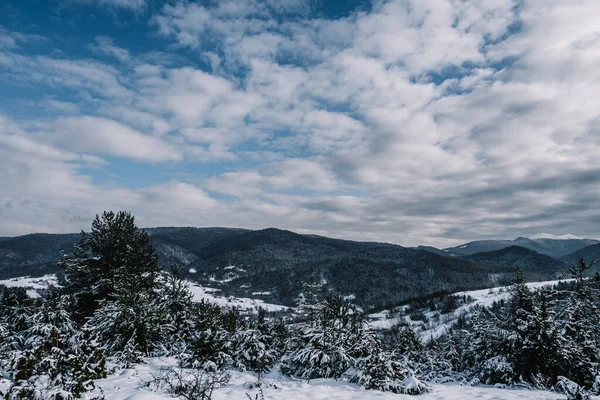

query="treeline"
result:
[0,212,428,399]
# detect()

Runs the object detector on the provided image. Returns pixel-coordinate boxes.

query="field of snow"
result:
[187,282,289,313]
[369,279,572,339]
[0,275,59,298]
[0,274,288,313]
[0,275,59,289]
[55,358,576,400]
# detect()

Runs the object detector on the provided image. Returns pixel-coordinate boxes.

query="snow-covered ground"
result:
[0,275,59,298]
[187,282,288,313]
[59,359,574,400]
[0,275,59,289]
[369,279,572,339]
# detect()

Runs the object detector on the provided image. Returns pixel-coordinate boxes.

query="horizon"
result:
[2,0,600,247]
[1,223,597,250]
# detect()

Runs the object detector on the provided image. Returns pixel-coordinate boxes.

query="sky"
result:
[0,0,599,248]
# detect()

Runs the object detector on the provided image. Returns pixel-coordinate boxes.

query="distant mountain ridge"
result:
[0,228,594,310]
[444,237,599,258]
[464,246,568,278]
[561,243,600,266]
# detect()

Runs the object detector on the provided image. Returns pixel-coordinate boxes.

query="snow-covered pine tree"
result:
[85,288,161,359]
[462,309,513,384]
[182,300,232,369]
[506,269,544,382]
[351,345,408,392]
[230,323,276,374]
[115,331,144,368]
[384,323,424,367]
[6,291,107,399]
[281,294,376,380]
[556,286,600,387]
[154,265,195,357]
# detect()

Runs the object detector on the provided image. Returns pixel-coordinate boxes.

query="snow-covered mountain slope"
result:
[529,233,582,240]
[0,274,287,313]
[187,282,289,313]
[23,358,572,400]
[369,279,572,339]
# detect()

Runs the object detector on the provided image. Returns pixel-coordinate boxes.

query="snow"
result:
[528,233,582,240]
[187,282,288,313]
[455,279,572,308]
[369,279,573,339]
[188,268,197,274]
[0,274,287,313]
[85,360,574,400]
[0,275,59,298]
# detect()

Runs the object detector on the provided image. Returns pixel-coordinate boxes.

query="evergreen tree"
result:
[506,269,543,381]
[6,292,107,398]
[230,323,276,373]
[281,294,376,380]
[155,265,195,356]
[183,300,232,369]
[59,211,160,320]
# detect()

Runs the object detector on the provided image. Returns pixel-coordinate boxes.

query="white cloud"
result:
[72,0,145,10]
[90,36,130,62]
[42,116,181,162]
[4,0,600,247]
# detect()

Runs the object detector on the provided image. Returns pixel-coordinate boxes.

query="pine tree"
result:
[6,291,107,398]
[557,286,600,387]
[155,265,195,356]
[182,300,232,369]
[281,294,376,380]
[60,211,160,320]
[352,346,408,392]
[230,323,276,373]
[86,289,162,358]
[506,269,543,381]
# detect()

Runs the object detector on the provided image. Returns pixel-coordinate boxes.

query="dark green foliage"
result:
[281,294,379,380]
[5,290,107,399]
[182,300,232,368]
[60,211,160,319]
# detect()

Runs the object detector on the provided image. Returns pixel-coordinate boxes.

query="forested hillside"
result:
[0,227,533,310]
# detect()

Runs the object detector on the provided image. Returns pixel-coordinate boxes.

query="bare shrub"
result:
[149,366,231,400]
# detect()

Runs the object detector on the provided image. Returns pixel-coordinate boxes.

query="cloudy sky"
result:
[0,0,599,247]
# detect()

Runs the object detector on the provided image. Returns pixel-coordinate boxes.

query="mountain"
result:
[413,245,453,257]
[561,243,600,266]
[182,228,523,309]
[445,237,599,259]
[0,233,79,278]
[464,246,568,279]
[0,227,527,310]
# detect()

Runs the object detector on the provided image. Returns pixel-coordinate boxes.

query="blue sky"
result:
[1,0,600,247]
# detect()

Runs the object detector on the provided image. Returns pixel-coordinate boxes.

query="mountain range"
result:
[443,236,599,258]
[0,228,598,310]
